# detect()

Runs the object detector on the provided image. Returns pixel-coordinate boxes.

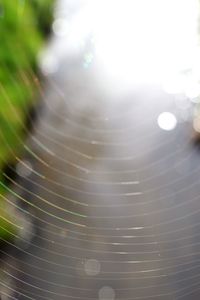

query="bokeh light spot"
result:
[16,160,33,178]
[157,112,177,131]
[99,286,115,300]
[84,259,101,276]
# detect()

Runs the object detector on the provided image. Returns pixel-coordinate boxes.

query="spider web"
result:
[1,0,200,299]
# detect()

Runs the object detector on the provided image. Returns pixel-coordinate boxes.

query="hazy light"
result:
[163,73,200,102]
[99,286,115,300]
[157,112,177,131]
[185,82,200,100]
[162,75,186,95]
[52,18,69,37]
[175,96,191,110]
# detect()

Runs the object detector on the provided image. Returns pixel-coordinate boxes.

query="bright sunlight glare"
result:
[65,0,200,88]
[91,0,199,86]
[48,0,200,93]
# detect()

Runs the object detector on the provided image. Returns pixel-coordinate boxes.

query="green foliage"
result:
[30,0,54,36]
[0,0,53,240]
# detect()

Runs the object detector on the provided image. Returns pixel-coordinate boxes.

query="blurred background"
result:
[1,0,200,299]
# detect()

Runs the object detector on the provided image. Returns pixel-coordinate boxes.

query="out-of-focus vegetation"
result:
[31,0,54,36]
[0,0,53,240]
